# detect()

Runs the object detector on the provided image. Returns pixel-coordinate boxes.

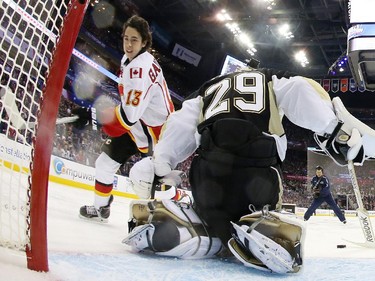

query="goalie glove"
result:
[315,96,375,166]
[228,207,305,274]
[314,126,364,167]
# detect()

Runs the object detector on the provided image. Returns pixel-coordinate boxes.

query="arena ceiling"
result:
[84,0,375,109]
[124,1,349,80]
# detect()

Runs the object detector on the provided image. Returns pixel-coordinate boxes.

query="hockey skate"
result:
[79,195,114,223]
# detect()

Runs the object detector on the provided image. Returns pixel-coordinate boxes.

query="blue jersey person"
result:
[304,166,346,223]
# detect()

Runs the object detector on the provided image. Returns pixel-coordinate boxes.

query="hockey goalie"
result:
[123,68,375,273]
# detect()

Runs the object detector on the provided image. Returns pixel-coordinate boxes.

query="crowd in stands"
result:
[2,9,375,212]
[49,94,375,211]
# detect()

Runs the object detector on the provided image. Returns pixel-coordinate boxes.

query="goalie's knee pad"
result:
[122,220,192,252]
[228,207,305,274]
[123,199,222,259]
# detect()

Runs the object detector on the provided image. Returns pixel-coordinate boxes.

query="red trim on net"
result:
[26,0,88,272]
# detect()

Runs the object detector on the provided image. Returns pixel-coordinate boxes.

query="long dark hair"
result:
[122,15,152,51]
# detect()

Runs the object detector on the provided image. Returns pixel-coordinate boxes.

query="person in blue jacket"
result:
[304,165,346,223]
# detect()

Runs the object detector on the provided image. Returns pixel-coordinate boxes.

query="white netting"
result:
[0,0,71,251]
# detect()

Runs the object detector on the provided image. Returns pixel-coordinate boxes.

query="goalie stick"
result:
[1,87,79,129]
[347,160,375,248]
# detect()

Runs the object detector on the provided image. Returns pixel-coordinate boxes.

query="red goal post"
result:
[0,0,88,272]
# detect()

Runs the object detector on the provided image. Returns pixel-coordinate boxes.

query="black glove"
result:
[71,107,92,130]
[312,187,320,199]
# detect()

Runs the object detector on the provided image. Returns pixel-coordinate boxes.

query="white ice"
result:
[1,182,375,281]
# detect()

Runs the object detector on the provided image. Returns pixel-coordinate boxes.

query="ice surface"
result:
[1,182,375,281]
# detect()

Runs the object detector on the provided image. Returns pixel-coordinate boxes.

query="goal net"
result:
[0,0,87,271]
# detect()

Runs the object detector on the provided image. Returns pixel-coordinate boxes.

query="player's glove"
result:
[312,187,320,198]
[71,107,97,130]
[129,157,184,200]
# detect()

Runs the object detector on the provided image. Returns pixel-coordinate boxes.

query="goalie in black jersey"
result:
[123,67,375,274]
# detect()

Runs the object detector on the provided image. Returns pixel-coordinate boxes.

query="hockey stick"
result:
[309,148,375,247]
[56,115,79,125]
[0,87,28,130]
[346,160,375,247]
[1,87,79,129]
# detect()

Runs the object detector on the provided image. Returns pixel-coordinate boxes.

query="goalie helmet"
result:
[228,206,305,274]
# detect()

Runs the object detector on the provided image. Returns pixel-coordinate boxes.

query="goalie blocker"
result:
[123,200,305,274]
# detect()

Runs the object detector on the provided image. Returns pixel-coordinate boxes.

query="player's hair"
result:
[315,165,324,171]
[122,15,152,50]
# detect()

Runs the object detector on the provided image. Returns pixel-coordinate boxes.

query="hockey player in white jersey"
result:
[124,67,375,274]
[76,15,174,222]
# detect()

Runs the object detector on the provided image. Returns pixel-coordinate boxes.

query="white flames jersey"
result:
[117,51,174,153]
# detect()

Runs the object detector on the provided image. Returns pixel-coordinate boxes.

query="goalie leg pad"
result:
[230,222,296,274]
[228,209,305,274]
[156,236,222,259]
[152,221,183,251]
[123,199,222,258]
[122,224,155,252]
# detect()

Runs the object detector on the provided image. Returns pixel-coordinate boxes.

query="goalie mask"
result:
[228,206,305,274]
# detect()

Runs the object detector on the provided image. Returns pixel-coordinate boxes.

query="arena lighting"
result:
[294,50,309,67]
[328,54,349,76]
[225,22,241,34]
[216,9,232,22]
[216,9,257,55]
[261,0,277,10]
[278,24,294,39]
[90,0,100,6]
[216,9,258,55]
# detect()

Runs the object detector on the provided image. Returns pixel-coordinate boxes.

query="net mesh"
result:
[0,0,71,251]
